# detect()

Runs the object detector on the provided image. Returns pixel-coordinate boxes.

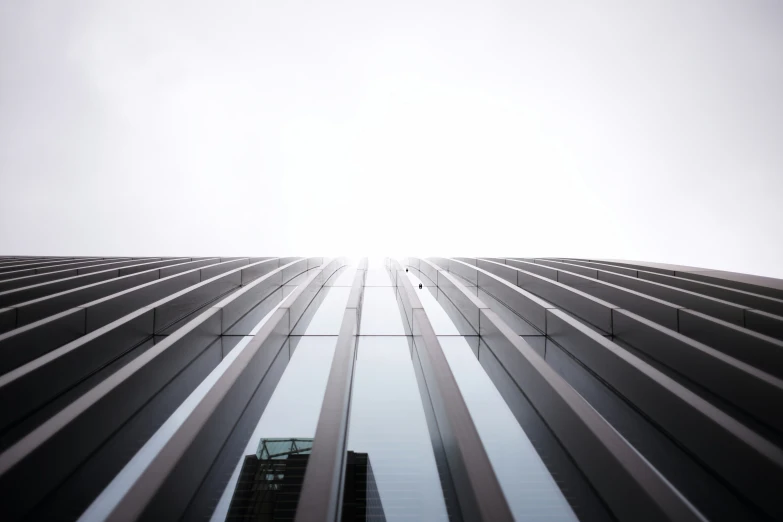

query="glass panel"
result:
[327,266,357,286]
[439,336,578,521]
[211,336,338,521]
[360,287,406,335]
[400,264,575,519]
[348,336,450,522]
[292,286,351,335]
[243,336,337,439]
[210,261,352,521]
[365,256,393,285]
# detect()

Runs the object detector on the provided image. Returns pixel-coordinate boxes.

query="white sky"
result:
[1,1,782,277]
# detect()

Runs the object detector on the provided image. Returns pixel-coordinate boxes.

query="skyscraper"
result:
[227,438,315,521]
[225,438,385,522]
[0,255,781,521]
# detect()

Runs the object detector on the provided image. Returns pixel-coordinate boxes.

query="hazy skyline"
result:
[1,1,782,277]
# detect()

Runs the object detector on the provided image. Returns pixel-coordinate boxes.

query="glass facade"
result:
[0,255,781,522]
[211,336,338,521]
[348,336,450,521]
[439,336,578,522]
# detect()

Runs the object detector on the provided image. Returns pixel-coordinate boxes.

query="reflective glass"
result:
[292,286,351,335]
[360,287,406,335]
[211,336,337,521]
[327,266,357,286]
[392,262,574,520]
[210,262,349,521]
[241,336,337,439]
[439,336,578,521]
[348,336,450,522]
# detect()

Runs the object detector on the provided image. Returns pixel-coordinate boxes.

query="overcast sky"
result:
[1,1,782,277]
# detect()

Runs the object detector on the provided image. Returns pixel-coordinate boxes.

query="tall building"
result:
[226,438,385,522]
[0,255,781,521]
[227,438,315,521]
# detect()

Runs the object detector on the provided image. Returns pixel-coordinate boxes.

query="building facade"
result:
[0,255,781,521]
